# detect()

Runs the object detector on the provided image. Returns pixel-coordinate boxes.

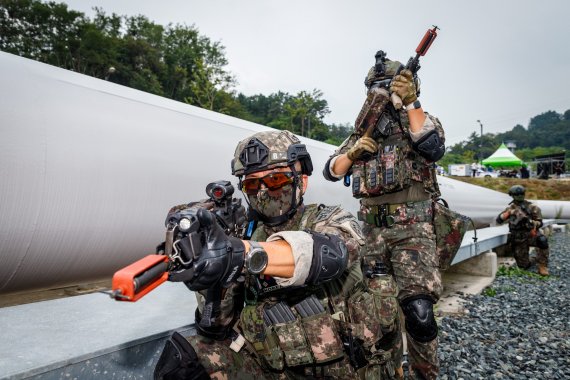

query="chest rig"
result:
[351,101,439,198]
[246,204,320,301]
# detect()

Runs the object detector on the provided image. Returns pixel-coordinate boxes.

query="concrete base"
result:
[436,251,497,316]
[446,251,497,278]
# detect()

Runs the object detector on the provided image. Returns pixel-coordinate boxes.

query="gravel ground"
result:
[437,232,570,379]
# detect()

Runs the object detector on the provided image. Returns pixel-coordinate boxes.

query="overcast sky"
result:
[60,0,570,146]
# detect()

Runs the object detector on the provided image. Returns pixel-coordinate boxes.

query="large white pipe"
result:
[1,52,568,295]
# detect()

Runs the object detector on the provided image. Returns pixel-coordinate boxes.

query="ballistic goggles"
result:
[241,171,295,195]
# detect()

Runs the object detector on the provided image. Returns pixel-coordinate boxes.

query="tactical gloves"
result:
[390,69,417,106]
[169,208,245,290]
[346,136,378,161]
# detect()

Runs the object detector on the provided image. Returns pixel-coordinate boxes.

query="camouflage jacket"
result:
[193,204,402,374]
[498,200,543,231]
[194,203,365,333]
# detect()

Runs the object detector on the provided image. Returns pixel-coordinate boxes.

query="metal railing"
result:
[452,219,566,266]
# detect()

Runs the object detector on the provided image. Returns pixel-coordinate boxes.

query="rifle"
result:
[508,204,534,231]
[345,26,439,187]
[110,180,247,307]
[369,25,439,110]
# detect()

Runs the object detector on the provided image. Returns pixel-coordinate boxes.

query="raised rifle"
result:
[370,25,439,110]
[110,180,247,305]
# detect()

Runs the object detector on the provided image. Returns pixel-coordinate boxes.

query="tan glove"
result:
[346,137,378,161]
[390,69,417,106]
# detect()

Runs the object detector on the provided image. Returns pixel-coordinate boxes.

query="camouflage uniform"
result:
[188,204,402,379]
[497,200,550,269]
[170,130,402,380]
[323,65,445,380]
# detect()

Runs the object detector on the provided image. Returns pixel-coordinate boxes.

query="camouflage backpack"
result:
[432,198,475,270]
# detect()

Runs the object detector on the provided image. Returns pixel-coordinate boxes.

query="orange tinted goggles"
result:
[241,172,294,195]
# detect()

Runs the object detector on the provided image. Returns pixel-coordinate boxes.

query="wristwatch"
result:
[245,241,268,275]
[405,100,421,111]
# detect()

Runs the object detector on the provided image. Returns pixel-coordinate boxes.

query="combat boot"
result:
[537,264,549,276]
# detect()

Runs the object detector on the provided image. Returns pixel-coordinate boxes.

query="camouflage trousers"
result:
[187,334,364,380]
[187,333,407,379]
[509,230,550,268]
[360,200,441,380]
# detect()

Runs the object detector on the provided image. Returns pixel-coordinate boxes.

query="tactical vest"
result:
[351,101,440,199]
[240,205,400,377]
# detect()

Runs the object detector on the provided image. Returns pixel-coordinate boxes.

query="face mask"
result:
[247,179,303,219]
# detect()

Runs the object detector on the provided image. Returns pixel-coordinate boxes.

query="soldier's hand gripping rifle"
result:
[110,181,247,316]
[370,25,439,110]
[508,207,534,231]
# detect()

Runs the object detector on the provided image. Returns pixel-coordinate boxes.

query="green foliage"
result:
[496,265,550,281]
[443,110,570,168]
[482,287,497,297]
[0,0,352,144]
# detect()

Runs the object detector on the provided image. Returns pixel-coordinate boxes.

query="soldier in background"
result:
[519,164,530,179]
[155,130,402,379]
[496,185,550,275]
[322,54,445,380]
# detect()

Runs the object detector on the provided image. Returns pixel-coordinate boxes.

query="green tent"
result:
[481,143,523,167]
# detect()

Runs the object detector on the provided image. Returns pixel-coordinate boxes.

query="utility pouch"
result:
[367,275,399,329]
[263,302,313,367]
[261,326,285,371]
[351,161,366,198]
[347,290,381,347]
[240,304,284,371]
[433,199,474,270]
[272,319,313,367]
[301,312,345,363]
[347,275,399,348]
[380,143,411,194]
[365,157,383,194]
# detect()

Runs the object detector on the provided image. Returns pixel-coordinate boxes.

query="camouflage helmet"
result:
[231,130,313,176]
[364,50,404,88]
[508,185,525,199]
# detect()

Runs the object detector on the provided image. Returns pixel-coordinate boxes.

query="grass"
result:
[448,177,570,201]
[496,265,551,281]
[482,285,516,297]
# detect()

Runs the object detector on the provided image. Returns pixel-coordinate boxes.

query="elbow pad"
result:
[322,156,341,182]
[305,231,348,285]
[412,129,445,162]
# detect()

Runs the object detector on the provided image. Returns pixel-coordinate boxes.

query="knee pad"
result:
[536,235,549,249]
[154,332,210,380]
[400,295,438,343]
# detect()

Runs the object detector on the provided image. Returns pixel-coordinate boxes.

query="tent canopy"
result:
[481,143,523,167]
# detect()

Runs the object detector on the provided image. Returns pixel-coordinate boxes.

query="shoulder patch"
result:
[314,205,342,223]
[349,220,365,243]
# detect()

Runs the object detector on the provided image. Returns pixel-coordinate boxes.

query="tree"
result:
[0,1,352,145]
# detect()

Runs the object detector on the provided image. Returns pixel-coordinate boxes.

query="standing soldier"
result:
[322,54,445,380]
[155,130,402,379]
[496,185,550,275]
